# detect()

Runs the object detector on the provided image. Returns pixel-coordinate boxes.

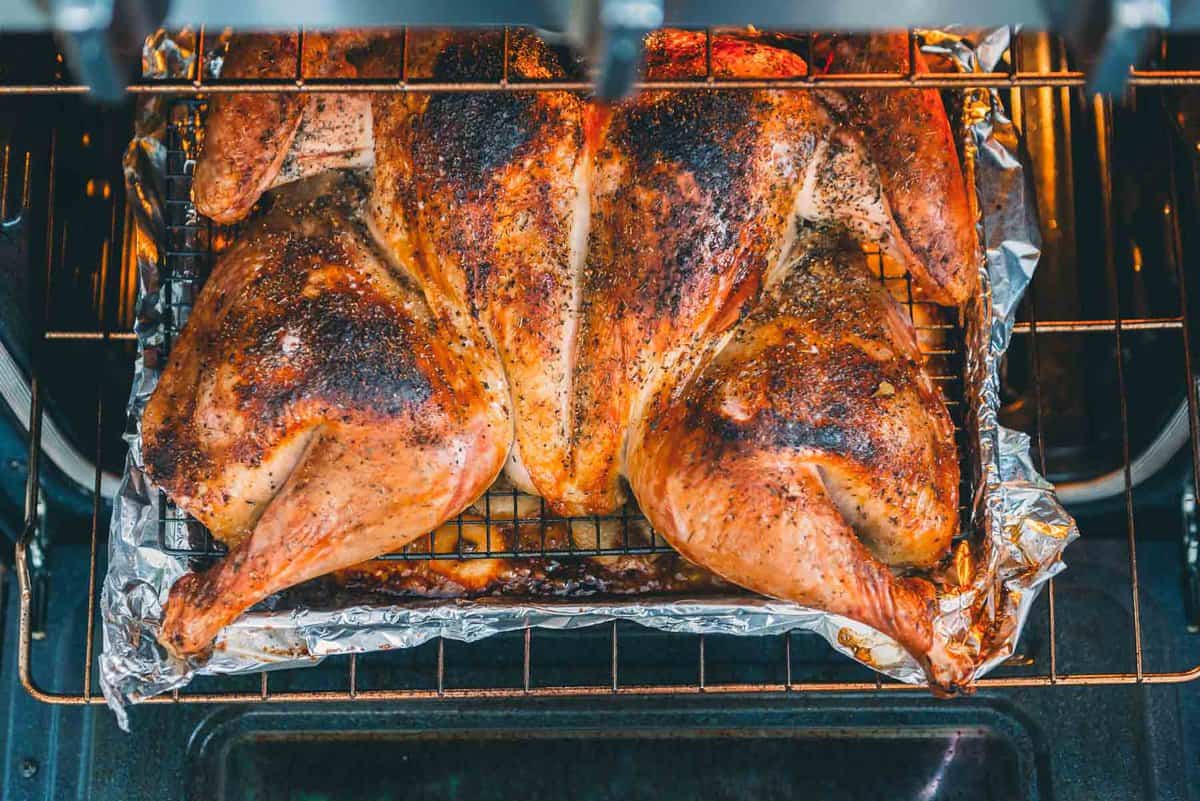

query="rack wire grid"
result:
[13,27,1200,706]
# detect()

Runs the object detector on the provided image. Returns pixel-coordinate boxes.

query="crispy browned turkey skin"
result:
[146,173,511,657]
[368,30,939,517]
[816,31,979,305]
[192,32,374,223]
[156,30,975,688]
[628,233,965,687]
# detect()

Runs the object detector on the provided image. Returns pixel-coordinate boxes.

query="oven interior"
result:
[0,25,1199,801]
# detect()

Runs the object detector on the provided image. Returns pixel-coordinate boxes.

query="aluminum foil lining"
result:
[99,27,1079,729]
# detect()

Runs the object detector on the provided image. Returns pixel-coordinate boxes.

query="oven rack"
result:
[3,26,1200,93]
[13,28,1200,707]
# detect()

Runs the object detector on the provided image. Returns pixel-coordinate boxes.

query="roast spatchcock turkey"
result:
[141,29,979,690]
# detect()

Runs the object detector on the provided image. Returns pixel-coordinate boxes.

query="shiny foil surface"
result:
[99,27,1078,728]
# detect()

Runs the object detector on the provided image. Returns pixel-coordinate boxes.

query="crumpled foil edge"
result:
[98,27,1079,730]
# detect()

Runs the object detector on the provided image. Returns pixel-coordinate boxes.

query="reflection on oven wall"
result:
[0,34,136,552]
[1000,31,1200,512]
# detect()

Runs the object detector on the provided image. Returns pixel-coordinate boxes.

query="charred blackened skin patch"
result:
[602,92,760,320]
[233,236,435,422]
[618,91,757,200]
[340,33,400,75]
[541,42,588,81]
[144,418,199,489]
[432,29,577,83]
[415,31,566,187]
[430,32,506,82]
[290,295,433,413]
[418,92,540,188]
[705,407,878,464]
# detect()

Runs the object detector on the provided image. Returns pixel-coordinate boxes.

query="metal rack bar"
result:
[295,28,306,87]
[42,331,137,340]
[1013,316,1183,332]
[81,380,103,701]
[610,622,619,692]
[16,130,55,704]
[18,662,1200,707]
[1,143,11,221]
[1,71,1199,94]
[1025,286,1058,682]
[193,26,206,88]
[399,27,408,85]
[35,315,1189,342]
[0,75,1082,94]
[1166,105,1200,550]
[436,638,445,695]
[1092,94,1146,679]
[523,628,532,692]
[501,28,510,87]
[785,633,793,691]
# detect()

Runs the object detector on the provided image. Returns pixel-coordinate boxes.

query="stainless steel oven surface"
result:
[1,5,1199,800]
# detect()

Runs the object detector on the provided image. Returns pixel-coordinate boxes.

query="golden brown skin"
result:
[560,31,926,514]
[365,29,933,518]
[627,233,967,688]
[145,173,511,657]
[367,31,591,511]
[643,29,809,79]
[817,32,979,305]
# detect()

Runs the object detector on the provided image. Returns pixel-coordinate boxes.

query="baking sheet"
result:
[100,27,1078,728]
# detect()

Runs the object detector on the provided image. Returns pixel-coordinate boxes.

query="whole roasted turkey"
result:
[143,29,978,689]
